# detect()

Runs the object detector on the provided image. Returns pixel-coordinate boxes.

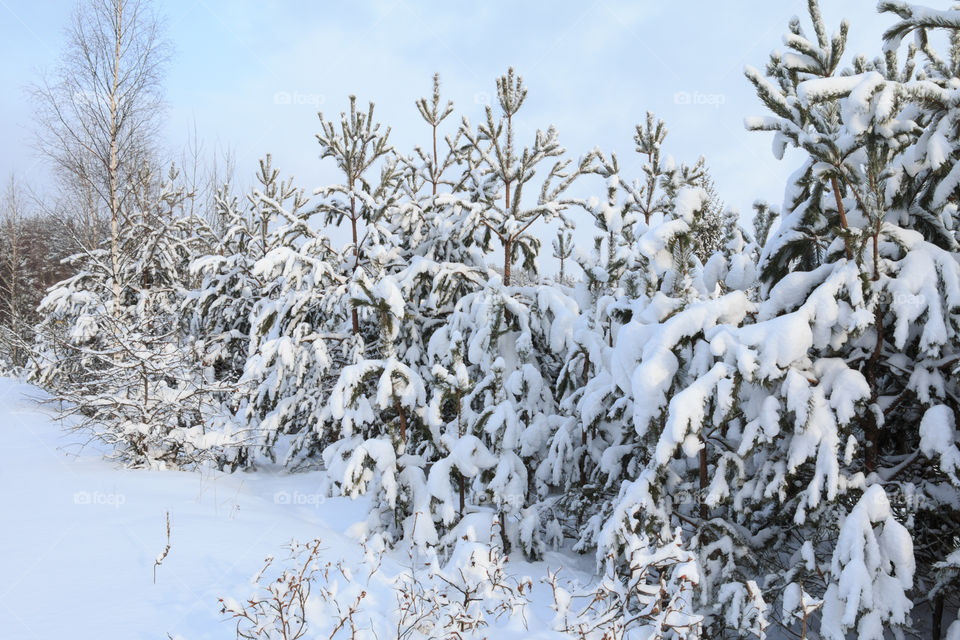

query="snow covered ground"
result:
[0,378,586,639]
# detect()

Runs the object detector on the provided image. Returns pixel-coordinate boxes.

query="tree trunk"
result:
[431,123,438,196]
[933,592,944,640]
[391,389,408,447]
[830,176,853,261]
[499,513,510,553]
[699,442,709,521]
[108,0,124,312]
[580,351,590,481]
[502,238,511,287]
[863,306,884,473]
[349,193,360,335]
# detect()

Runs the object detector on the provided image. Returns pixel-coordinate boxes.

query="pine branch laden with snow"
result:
[820,485,915,639]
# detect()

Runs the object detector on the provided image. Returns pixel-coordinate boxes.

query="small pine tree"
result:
[551,228,573,284]
[457,68,595,286]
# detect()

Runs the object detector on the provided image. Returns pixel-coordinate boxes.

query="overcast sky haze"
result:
[1,1,893,235]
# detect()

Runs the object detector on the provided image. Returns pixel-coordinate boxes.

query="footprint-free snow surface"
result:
[0,378,377,638]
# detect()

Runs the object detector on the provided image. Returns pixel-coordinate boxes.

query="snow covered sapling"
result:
[413,72,456,198]
[734,0,960,635]
[545,154,641,506]
[458,67,595,285]
[880,1,960,251]
[316,95,401,335]
[745,0,853,280]
[632,111,670,226]
[575,149,640,303]
[545,113,734,577]
[322,267,435,544]
[427,277,559,555]
[395,74,487,274]
[552,228,573,285]
[236,158,344,466]
[187,155,291,391]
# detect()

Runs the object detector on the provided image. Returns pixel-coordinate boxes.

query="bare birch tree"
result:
[31,0,168,306]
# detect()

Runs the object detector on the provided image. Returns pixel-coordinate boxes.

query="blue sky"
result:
[1,1,892,229]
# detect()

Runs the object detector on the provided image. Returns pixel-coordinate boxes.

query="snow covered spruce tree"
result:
[391,76,498,548]
[875,2,960,635]
[314,70,593,554]
[563,146,766,636]
[316,95,401,336]
[553,0,956,634]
